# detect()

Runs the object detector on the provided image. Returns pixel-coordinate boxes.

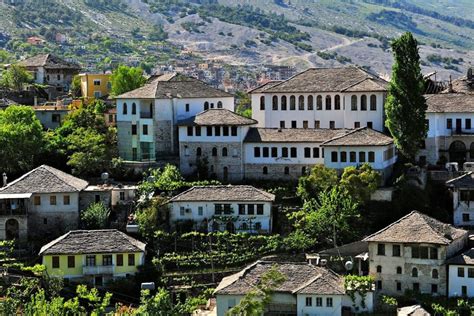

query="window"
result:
[367,121,373,129]
[281,96,287,110]
[254,147,261,157]
[377,243,385,255]
[413,283,420,292]
[57,74,61,80]
[463,213,470,222]
[180,206,185,216]
[143,124,148,135]
[222,147,228,157]
[291,121,297,128]
[34,196,41,205]
[303,120,308,129]
[263,167,268,174]
[468,268,474,278]
[247,204,255,215]
[331,151,338,162]
[350,151,356,162]
[316,297,322,306]
[272,96,278,110]
[304,147,311,158]
[215,126,220,136]
[351,95,357,110]
[354,122,360,128]
[260,96,265,110]
[368,151,375,163]
[223,126,229,136]
[204,101,209,110]
[298,95,305,110]
[263,147,269,157]
[397,266,402,274]
[432,269,439,279]
[447,118,452,129]
[315,120,320,129]
[325,95,331,110]
[370,95,377,110]
[340,151,347,162]
[63,195,70,205]
[68,256,75,268]
[255,222,262,230]
[257,204,264,215]
[412,267,418,277]
[305,297,312,306]
[238,204,245,215]
[361,95,367,111]
[393,245,401,257]
[462,286,468,296]
[308,95,314,110]
[376,265,382,273]
[231,127,237,136]
[119,192,125,201]
[196,126,201,136]
[458,267,465,277]
[217,101,223,108]
[280,121,285,128]
[313,148,319,158]
[284,166,289,175]
[430,247,438,260]
[52,256,60,268]
[198,206,203,216]
[335,95,341,110]
[291,147,297,158]
[302,166,306,175]
[131,124,137,135]
[187,126,193,136]
[103,255,113,266]
[52,114,61,123]
[316,95,322,110]
[93,79,101,86]
[359,151,366,163]
[397,282,402,291]
[282,147,288,158]
[326,298,333,307]
[467,119,472,130]
[329,121,335,129]
[185,103,190,112]
[86,255,96,266]
[50,195,56,205]
[212,147,217,156]
[128,254,135,266]
[131,103,136,115]
[271,147,278,158]
[290,95,296,110]
[196,147,202,156]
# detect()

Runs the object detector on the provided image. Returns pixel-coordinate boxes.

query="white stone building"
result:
[168,185,275,233]
[446,172,474,227]
[214,261,374,316]
[446,248,474,297]
[363,211,468,296]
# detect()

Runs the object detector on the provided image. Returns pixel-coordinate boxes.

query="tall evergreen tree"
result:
[385,32,427,161]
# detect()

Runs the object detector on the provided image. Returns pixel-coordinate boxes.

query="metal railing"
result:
[82,265,114,275]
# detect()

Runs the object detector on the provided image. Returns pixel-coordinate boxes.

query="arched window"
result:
[290,95,296,110]
[281,96,287,110]
[351,95,357,111]
[298,95,305,110]
[263,166,268,174]
[316,95,322,110]
[301,166,306,175]
[123,102,128,115]
[196,147,202,156]
[211,103,214,108]
[432,269,439,279]
[370,95,377,111]
[272,96,278,110]
[376,265,382,273]
[255,222,262,230]
[222,147,228,157]
[212,147,217,156]
[204,102,209,110]
[132,102,136,115]
[284,166,289,175]
[217,101,223,108]
[325,95,331,110]
[260,96,265,110]
[412,267,418,277]
[361,95,367,111]
[396,266,402,274]
[335,95,341,110]
[307,95,314,110]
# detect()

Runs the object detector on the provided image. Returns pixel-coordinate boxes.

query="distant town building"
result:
[26,36,45,46]
[33,104,69,129]
[446,172,474,227]
[79,73,112,100]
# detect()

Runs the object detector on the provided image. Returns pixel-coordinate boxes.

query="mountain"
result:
[0,0,473,79]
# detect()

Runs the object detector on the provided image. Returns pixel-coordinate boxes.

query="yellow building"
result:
[40,229,146,286]
[79,73,112,100]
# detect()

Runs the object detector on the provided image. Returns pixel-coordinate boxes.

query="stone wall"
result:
[155,120,173,155]
[28,212,79,241]
[117,121,133,160]
[244,163,309,181]
[0,216,27,241]
[79,191,112,211]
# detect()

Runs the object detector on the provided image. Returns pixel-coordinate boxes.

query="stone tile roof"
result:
[442,76,474,94]
[446,172,474,188]
[446,248,474,265]
[116,73,232,99]
[321,127,393,147]
[215,261,345,295]
[425,93,474,113]
[178,109,257,126]
[248,80,283,94]
[244,128,347,143]
[18,54,80,70]
[169,185,275,202]
[262,67,388,93]
[363,211,467,245]
[0,165,88,194]
[39,229,146,255]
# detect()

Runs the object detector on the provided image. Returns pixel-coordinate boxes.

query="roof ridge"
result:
[292,273,322,294]
[39,230,72,255]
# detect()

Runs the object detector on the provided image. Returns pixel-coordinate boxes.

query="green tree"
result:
[81,202,110,229]
[110,65,146,96]
[296,164,338,201]
[340,163,380,203]
[0,64,33,91]
[70,74,82,98]
[385,32,427,161]
[235,90,252,118]
[0,105,44,174]
[67,127,109,176]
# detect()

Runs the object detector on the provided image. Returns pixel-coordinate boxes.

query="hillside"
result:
[0,0,473,79]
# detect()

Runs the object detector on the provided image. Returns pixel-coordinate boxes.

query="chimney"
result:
[2,172,7,187]
[448,75,453,93]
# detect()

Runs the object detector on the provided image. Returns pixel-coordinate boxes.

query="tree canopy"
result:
[0,64,33,91]
[110,65,146,96]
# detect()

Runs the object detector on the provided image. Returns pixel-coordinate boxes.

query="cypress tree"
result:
[385,32,427,161]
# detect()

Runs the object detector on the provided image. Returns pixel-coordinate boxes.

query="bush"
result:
[81,202,110,229]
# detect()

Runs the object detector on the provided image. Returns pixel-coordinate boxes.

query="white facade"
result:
[452,189,474,226]
[244,142,325,165]
[448,264,474,297]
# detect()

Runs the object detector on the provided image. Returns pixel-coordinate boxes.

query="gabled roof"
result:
[262,67,388,93]
[441,75,474,94]
[215,261,346,296]
[0,165,88,195]
[177,109,257,126]
[116,73,232,99]
[244,127,347,143]
[39,229,146,255]
[446,172,474,188]
[425,93,474,113]
[446,248,474,265]
[248,80,283,94]
[363,211,467,245]
[18,54,80,70]
[169,185,275,202]
[321,127,393,147]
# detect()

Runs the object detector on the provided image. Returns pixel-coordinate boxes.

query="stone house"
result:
[446,248,474,297]
[33,105,69,129]
[446,172,474,227]
[215,261,374,316]
[168,185,275,233]
[40,229,145,287]
[363,211,468,296]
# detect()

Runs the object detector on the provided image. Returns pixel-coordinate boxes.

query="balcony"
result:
[82,265,114,275]
[451,128,474,136]
[140,112,153,119]
[0,207,27,216]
